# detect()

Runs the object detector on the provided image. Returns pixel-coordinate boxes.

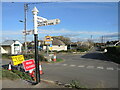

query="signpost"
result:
[37,19,60,27]
[22,59,35,71]
[49,44,52,51]
[32,6,60,84]
[44,36,52,56]
[11,55,25,66]
[32,7,40,84]
[22,30,34,35]
[37,16,47,22]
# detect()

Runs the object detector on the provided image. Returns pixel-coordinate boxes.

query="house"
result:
[43,38,67,51]
[1,40,22,54]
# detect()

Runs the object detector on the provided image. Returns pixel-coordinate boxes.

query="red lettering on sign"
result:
[22,59,35,71]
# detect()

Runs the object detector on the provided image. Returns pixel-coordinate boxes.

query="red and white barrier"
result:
[53,53,56,62]
[8,63,12,70]
[39,63,43,75]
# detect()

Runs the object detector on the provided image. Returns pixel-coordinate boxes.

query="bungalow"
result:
[1,40,22,54]
[43,38,67,51]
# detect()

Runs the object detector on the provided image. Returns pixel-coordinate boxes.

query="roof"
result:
[1,40,17,46]
[52,38,65,45]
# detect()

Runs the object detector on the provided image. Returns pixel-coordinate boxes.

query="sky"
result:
[1,1,119,43]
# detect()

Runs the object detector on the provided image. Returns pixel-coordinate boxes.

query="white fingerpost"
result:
[32,7,39,34]
[32,6,40,83]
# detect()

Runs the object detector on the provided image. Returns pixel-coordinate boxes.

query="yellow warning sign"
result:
[11,55,25,65]
[49,47,52,50]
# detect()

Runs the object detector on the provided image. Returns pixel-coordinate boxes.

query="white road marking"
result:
[106,67,114,70]
[86,66,94,69]
[97,66,104,69]
[70,65,76,67]
[78,65,85,68]
[62,64,67,66]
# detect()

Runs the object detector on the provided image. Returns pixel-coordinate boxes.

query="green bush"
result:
[105,46,120,64]
[23,54,47,62]
[77,46,89,52]
[106,46,120,55]
[38,54,47,61]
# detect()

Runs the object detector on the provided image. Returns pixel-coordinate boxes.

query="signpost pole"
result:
[32,7,40,83]
[47,45,49,56]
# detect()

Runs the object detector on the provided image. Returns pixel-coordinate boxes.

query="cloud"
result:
[1,29,119,42]
[2,29,117,37]
[104,32,119,37]
[38,29,117,36]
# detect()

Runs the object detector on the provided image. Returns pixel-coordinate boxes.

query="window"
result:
[14,44,19,46]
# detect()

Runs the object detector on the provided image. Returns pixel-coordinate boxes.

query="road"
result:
[1,48,119,88]
[41,48,119,88]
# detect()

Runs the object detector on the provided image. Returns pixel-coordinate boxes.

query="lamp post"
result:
[32,7,40,83]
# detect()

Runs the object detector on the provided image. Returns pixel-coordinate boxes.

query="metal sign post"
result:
[44,36,52,56]
[32,7,40,84]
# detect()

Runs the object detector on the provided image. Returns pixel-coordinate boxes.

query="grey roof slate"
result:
[1,40,15,46]
[52,38,65,45]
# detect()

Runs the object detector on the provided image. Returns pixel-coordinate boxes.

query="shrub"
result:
[38,54,47,61]
[77,46,89,52]
[105,46,120,64]
[106,46,120,55]
[23,54,47,62]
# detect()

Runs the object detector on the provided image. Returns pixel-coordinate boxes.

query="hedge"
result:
[106,46,120,55]
[23,54,47,61]
[2,54,47,62]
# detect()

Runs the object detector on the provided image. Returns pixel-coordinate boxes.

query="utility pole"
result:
[91,35,93,41]
[32,7,40,84]
[24,4,28,54]
[101,36,103,44]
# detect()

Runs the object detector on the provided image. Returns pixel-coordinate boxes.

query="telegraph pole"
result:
[101,36,103,44]
[32,7,40,83]
[24,4,28,54]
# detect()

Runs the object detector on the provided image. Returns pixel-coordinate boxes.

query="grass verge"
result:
[51,58,64,63]
[2,69,20,80]
[2,68,33,81]
[12,70,33,81]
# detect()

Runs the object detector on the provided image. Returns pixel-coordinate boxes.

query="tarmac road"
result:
[41,48,119,88]
[1,48,119,88]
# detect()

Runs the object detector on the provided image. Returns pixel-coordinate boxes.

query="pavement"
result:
[1,78,65,88]
[1,59,65,88]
